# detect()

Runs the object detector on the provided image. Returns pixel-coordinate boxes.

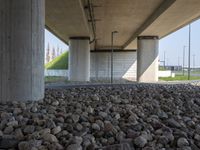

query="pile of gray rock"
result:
[0,84,200,150]
[191,81,200,87]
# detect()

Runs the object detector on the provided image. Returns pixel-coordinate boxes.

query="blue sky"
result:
[159,19,200,67]
[45,30,68,54]
[45,18,200,67]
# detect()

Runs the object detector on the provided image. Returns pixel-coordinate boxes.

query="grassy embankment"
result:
[45,51,68,83]
[45,51,68,69]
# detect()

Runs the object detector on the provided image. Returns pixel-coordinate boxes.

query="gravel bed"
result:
[0,84,200,150]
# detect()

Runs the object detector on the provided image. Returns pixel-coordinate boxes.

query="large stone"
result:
[23,125,35,134]
[92,123,100,131]
[52,126,62,135]
[134,136,147,148]
[167,118,181,128]
[0,138,18,149]
[18,141,30,150]
[67,144,82,150]
[177,138,189,147]
[42,134,58,143]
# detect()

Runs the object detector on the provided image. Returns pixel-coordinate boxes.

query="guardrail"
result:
[45,70,68,77]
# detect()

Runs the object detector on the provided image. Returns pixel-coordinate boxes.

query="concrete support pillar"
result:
[137,36,159,82]
[0,0,45,102]
[69,37,90,81]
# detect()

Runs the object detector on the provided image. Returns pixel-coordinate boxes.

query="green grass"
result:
[45,51,68,69]
[45,76,67,83]
[174,70,200,76]
[159,75,200,81]
[191,70,200,74]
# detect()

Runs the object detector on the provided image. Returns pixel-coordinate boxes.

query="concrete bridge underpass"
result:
[1,0,200,101]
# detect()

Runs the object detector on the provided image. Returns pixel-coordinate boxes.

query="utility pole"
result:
[111,31,118,84]
[164,51,166,69]
[183,46,186,76]
[178,57,180,66]
[188,24,191,80]
[178,56,181,71]
[193,54,195,70]
[166,58,169,66]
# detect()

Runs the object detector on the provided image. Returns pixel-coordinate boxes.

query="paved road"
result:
[175,72,200,77]
[45,80,200,89]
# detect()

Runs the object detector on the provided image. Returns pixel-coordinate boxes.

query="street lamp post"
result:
[111,31,118,84]
[188,24,191,80]
[193,54,196,70]
[178,56,180,68]
[183,46,186,76]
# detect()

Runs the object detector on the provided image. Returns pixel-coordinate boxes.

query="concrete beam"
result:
[141,0,200,41]
[45,25,68,45]
[122,0,176,49]
[45,0,90,43]
[160,14,200,39]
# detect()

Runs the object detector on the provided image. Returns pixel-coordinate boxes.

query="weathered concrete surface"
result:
[69,38,90,81]
[46,0,200,49]
[91,0,164,49]
[137,37,159,82]
[141,0,200,38]
[0,0,45,102]
[45,0,90,44]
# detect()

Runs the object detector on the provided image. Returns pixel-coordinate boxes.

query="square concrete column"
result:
[0,0,45,102]
[69,37,90,81]
[137,36,159,82]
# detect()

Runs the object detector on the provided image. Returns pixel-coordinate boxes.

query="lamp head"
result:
[112,31,118,34]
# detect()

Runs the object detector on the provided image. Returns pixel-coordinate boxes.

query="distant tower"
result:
[57,45,60,57]
[51,46,56,60]
[46,43,50,63]
[60,48,63,55]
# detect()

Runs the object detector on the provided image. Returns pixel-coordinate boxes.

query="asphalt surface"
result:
[45,80,200,89]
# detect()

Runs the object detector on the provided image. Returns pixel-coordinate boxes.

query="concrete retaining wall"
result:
[90,52,137,80]
[159,71,175,77]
